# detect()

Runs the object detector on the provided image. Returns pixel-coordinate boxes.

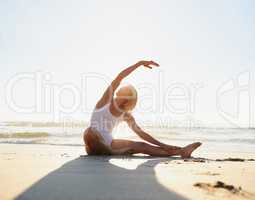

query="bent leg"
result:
[111,139,182,157]
[83,128,112,155]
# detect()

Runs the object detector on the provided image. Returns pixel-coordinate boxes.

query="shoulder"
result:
[95,101,107,110]
[95,98,112,110]
[123,112,135,122]
[95,101,111,110]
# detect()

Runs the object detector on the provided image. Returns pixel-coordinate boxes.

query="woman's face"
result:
[122,98,137,112]
[115,85,137,112]
[114,97,137,112]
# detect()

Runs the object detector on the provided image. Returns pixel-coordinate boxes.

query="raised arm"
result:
[95,60,159,109]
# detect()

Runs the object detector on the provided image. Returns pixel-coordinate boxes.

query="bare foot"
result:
[181,142,202,158]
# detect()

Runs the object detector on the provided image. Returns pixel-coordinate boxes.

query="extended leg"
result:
[111,139,182,157]
[111,139,202,157]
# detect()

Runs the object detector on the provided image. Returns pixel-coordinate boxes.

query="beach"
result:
[1,143,255,200]
[2,0,254,199]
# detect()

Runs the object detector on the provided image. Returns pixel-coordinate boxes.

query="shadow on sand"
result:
[16,156,188,200]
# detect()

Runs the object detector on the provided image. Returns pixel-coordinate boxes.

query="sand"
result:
[0,143,255,200]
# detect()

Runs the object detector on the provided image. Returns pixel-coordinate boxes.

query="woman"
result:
[83,60,201,157]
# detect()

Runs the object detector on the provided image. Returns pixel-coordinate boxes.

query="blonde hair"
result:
[116,84,137,110]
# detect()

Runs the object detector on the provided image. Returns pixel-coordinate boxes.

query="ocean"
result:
[0,122,254,154]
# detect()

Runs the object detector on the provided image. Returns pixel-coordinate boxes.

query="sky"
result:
[0,0,255,127]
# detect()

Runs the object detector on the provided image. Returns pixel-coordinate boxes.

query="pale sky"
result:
[0,0,255,127]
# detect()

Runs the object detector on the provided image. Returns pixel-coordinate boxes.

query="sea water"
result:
[0,122,254,154]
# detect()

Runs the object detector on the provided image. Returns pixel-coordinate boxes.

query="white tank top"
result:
[90,103,124,138]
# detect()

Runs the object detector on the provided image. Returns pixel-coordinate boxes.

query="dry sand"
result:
[0,143,255,200]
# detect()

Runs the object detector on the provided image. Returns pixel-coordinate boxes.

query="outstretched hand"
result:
[137,60,160,69]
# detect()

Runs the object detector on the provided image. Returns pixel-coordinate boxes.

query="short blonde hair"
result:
[116,84,137,110]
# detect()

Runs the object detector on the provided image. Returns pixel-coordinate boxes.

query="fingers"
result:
[138,60,160,68]
[150,60,160,67]
[144,65,152,69]
[144,60,159,69]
